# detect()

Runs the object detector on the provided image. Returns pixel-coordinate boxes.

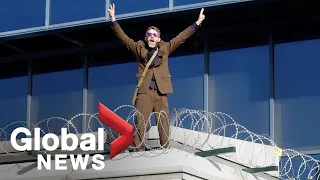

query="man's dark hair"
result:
[145,26,161,35]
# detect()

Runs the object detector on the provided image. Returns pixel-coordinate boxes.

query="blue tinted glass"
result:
[274,39,320,149]
[174,0,213,6]
[31,70,83,135]
[167,54,204,129]
[280,154,320,180]
[50,0,106,24]
[88,62,136,132]
[209,46,270,138]
[0,0,45,32]
[0,77,28,141]
[111,0,168,15]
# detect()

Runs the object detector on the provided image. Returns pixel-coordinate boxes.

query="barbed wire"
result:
[0,105,319,180]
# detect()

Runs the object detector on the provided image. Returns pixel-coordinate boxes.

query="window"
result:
[173,0,213,7]
[0,0,45,32]
[31,69,84,134]
[50,0,105,24]
[274,39,320,149]
[280,154,320,180]
[111,0,168,15]
[167,54,204,129]
[209,45,270,138]
[0,77,28,141]
[87,62,137,131]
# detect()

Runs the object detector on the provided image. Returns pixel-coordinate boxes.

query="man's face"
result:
[145,29,160,48]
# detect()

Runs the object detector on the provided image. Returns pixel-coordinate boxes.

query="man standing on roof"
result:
[108,3,205,152]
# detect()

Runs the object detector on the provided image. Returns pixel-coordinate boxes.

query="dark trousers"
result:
[133,88,170,151]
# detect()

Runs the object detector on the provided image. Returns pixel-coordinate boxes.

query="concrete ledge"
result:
[147,126,280,178]
[0,126,279,180]
[70,148,227,180]
[0,148,227,180]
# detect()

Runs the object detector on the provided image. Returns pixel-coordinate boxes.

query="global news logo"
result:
[10,102,134,171]
[11,127,106,170]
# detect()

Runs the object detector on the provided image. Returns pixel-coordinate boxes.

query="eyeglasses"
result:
[146,32,160,37]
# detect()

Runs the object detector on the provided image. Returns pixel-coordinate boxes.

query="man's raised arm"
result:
[167,8,205,55]
[108,3,137,53]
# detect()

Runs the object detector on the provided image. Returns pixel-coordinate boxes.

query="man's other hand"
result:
[108,3,116,22]
[196,8,205,26]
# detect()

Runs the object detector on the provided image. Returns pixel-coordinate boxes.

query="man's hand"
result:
[196,8,205,26]
[108,3,116,22]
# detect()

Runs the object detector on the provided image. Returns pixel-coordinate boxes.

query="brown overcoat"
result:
[111,22,196,94]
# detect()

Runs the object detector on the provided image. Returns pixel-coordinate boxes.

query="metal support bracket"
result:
[194,147,236,157]
[242,166,278,174]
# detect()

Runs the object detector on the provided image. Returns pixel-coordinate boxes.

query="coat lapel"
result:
[158,40,166,57]
[154,41,167,66]
[139,42,148,63]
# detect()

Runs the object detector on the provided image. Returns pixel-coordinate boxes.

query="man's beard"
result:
[148,42,156,48]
